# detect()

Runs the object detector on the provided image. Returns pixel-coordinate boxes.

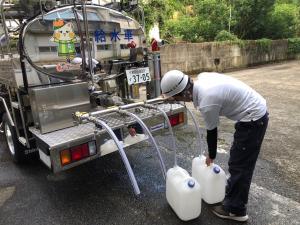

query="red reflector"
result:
[71,144,90,161]
[81,143,89,157]
[169,114,180,127]
[71,146,82,161]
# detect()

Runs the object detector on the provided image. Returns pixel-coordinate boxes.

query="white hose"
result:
[179,103,204,156]
[90,116,141,195]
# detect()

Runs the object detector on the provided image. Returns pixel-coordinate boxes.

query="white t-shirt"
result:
[193,72,267,130]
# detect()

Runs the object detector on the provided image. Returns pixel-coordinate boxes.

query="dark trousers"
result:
[224,112,269,215]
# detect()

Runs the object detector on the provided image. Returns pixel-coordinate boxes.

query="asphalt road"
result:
[0,61,300,225]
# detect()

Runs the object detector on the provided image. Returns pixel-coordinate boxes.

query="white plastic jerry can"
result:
[192,155,226,204]
[192,155,207,188]
[166,166,202,221]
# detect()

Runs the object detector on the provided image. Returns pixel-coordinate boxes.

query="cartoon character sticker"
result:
[50,19,79,61]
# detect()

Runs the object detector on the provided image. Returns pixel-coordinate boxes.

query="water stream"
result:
[119,110,167,179]
[89,116,141,195]
[144,104,178,166]
[179,103,204,156]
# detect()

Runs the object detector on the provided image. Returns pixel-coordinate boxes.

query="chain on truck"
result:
[0,0,188,194]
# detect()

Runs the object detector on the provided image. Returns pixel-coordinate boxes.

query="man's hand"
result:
[206,157,214,166]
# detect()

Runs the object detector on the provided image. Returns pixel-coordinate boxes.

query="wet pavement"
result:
[0,61,300,225]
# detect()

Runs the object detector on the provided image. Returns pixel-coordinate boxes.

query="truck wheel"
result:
[2,113,26,163]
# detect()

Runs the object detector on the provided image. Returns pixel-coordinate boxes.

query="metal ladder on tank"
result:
[0,0,31,150]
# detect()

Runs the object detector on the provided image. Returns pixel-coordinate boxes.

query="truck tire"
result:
[2,113,26,163]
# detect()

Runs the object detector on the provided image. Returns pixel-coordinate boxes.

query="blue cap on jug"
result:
[213,166,221,174]
[188,179,195,188]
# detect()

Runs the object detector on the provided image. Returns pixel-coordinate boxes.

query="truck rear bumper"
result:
[29,103,187,173]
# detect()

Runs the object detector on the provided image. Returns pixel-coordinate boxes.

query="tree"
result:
[142,0,300,42]
[163,0,230,42]
[266,3,300,39]
[215,30,239,41]
[141,0,181,37]
[276,0,300,3]
[163,16,201,42]
[232,0,276,39]
[193,0,230,41]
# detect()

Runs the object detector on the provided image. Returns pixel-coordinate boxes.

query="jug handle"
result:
[198,154,213,167]
[174,166,190,179]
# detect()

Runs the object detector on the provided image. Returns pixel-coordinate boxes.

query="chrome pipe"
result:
[89,107,119,117]
[16,92,30,148]
[81,0,95,85]
[145,97,165,104]
[0,97,14,126]
[0,0,12,56]
[89,97,166,117]
[119,102,144,110]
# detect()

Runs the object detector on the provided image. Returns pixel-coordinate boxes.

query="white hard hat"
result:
[161,70,189,97]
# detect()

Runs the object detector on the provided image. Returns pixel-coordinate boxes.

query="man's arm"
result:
[199,104,220,166]
[206,127,218,165]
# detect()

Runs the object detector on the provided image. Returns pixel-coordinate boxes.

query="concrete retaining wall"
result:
[160,40,298,75]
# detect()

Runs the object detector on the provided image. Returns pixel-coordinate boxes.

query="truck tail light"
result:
[71,144,88,161]
[178,112,184,123]
[60,141,97,166]
[60,149,71,166]
[168,112,185,127]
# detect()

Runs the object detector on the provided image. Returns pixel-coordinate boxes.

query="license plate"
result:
[126,67,151,85]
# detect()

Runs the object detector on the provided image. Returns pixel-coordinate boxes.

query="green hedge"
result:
[215,30,239,42]
[288,38,300,54]
[255,38,272,53]
[216,38,273,53]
